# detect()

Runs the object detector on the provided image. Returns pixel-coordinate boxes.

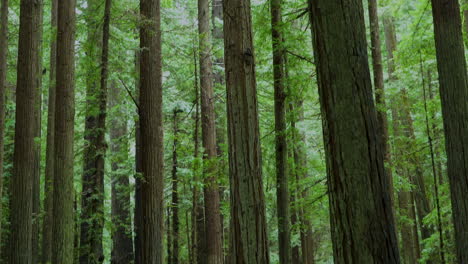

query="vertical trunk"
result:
[270,1,291,263]
[308,1,400,263]
[0,0,8,255]
[290,192,300,264]
[191,49,205,264]
[430,0,468,262]
[367,0,395,212]
[139,0,164,261]
[9,0,42,262]
[32,2,44,262]
[167,207,172,264]
[171,110,180,264]
[110,80,134,264]
[223,0,270,262]
[197,0,224,262]
[80,0,110,261]
[421,64,446,263]
[134,49,142,264]
[41,0,57,262]
[52,0,76,262]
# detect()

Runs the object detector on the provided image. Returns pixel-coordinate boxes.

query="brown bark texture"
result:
[430,0,468,262]
[197,0,224,262]
[52,0,76,262]
[308,0,400,263]
[223,0,270,262]
[139,0,164,261]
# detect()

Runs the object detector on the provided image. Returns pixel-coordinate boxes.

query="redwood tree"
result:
[430,0,468,262]
[308,0,400,262]
[9,0,42,262]
[52,0,76,262]
[139,0,164,262]
[197,0,224,262]
[223,0,270,262]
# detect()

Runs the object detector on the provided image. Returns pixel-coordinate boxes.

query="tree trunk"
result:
[79,0,110,261]
[110,80,134,264]
[134,49,142,264]
[270,1,291,263]
[430,0,468,262]
[171,109,180,264]
[41,0,57,262]
[197,0,224,262]
[223,0,270,262]
[0,0,8,256]
[9,0,42,262]
[367,0,396,214]
[32,2,44,262]
[308,1,400,262]
[139,0,164,261]
[52,0,76,262]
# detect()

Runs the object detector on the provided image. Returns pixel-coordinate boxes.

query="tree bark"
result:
[223,0,270,262]
[41,0,57,262]
[139,0,164,261]
[52,0,76,262]
[430,0,468,262]
[79,0,110,261]
[110,80,134,264]
[197,0,224,262]
[308,1,400,262]
[270,1,291,263]
[0,0,8,256]
[9,0,42,262]
[367,0,396,214]
[134,49,142,264]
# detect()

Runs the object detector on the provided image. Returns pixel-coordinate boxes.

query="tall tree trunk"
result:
[430,0,468,262]
[52,0,76,262]
[9,0,42,262]
[32,2,44,262]
[134,49,142,264]
[270,1,291,263]
[110,80,134,264]
[308,1,400,262]
[139,0,164,261]
[367,0,396,214]
[197,0,224,262]
[41,0,57,262]
[171,109,180,264]
[79,0,110,261]
[223,0,270,262]
[0,0,8,256]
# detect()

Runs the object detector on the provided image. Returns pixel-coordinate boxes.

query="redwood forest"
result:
[0,0,467,263]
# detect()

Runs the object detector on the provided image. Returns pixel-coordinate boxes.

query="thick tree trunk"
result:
[139,0,164,261]
[270,1,291,263]
[79,0,110,261]
[308,1,400,263]
[171,110,180,264]
[52,0,76,262]
[197,0,224,262]
[110,80,134,264]
[0,0,8,256]
[430,0,468,262]
[9,0,42,262]
[41,0,57,262]
[223,0,270,262]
